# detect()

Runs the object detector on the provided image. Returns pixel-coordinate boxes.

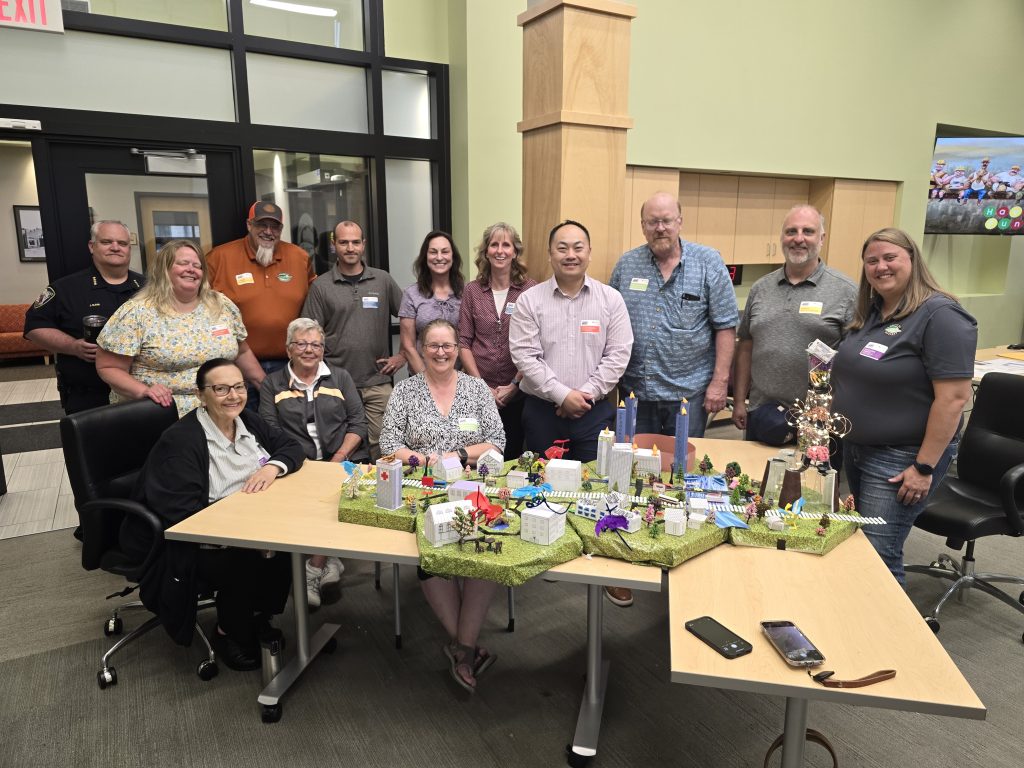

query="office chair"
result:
[60,399,220,688]
[904,372,1024,640]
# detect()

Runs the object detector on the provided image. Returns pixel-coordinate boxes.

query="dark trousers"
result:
[522,395,614,463]
[498,396,526,460]
[245,359,288,415]
[60,386,111,415]
[196,547,292,643]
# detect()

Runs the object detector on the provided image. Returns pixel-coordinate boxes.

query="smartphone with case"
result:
[685,616,753,659]
[760,620,825,667]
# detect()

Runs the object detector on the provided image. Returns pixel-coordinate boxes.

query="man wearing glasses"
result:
[207,201,315,409]
[610,192,738,439]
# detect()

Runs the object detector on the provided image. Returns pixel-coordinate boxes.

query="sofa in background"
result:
[0,304,51,364]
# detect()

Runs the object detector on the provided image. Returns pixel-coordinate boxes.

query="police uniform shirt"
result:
[24,265,145,391]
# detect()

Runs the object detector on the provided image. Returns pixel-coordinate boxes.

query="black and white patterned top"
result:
[380,372,505,456]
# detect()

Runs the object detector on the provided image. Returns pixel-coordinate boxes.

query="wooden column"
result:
[518,0,636,282]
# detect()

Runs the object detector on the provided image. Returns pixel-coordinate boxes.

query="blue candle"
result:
[615,399,626,443]
[674,401,689,474]
[625,391,637,440]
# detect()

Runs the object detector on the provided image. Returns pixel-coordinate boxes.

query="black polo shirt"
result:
[24,265,145,392]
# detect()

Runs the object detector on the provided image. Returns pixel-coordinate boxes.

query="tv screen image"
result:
[925,136,1024,235]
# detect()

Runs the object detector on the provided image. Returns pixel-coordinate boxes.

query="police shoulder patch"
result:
[33,286,56,309]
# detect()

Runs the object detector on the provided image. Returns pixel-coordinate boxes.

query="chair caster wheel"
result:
[324,637,338,654]
[197,660,219,681]
[97,667,117,689]
[104,617,123,636]
[929,561,943,570]
[925,616,940,633]
[261,704,283,723]
[565,745,591,768]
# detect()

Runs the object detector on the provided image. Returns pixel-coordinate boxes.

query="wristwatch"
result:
[912,460,934,476]
[457,447,469,466]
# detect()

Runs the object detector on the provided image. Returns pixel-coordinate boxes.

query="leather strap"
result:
[763,728,837,768]
[809,668,897,688]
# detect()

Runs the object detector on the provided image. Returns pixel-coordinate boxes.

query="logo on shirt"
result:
[278,272,293,282]
[33,287,55,308]
[883,323,902,336]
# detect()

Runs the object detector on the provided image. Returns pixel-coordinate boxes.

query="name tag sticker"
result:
[235,272,254,285]
[210,323,231,337]
[859,342,888,360]
[799,301,823,315]
[362,296,379,309]
[580,320,601,333]
[628,277,650,292]
[504,302,516,315]
[458,417,479,432]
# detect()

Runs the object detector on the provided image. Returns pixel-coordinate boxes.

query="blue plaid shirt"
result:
[609,240,738,401]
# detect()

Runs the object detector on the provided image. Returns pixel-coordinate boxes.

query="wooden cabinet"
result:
[810,178,898,281]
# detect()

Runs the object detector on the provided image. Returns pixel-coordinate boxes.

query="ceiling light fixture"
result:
[250,0,339,18]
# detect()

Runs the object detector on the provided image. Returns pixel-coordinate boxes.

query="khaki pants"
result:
[358,382,393,462]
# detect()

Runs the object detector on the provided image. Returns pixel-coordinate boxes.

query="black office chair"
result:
[904,372,1024,639]
[60,398,219,688]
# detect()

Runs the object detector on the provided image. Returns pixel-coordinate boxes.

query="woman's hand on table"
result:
[242,464,281,494]
[889,465,932,506]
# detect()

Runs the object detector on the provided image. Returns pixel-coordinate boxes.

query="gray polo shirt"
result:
[737,260,856,409]
[302,264,403,389]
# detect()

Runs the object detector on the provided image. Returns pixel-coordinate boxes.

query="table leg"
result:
[393,563,402,649]
[569,583,610,763]
[257,552,340,708]
[781,697,809,767]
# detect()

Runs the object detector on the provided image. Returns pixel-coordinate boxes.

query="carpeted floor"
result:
[0,360,55,383]
[0,521,1020,768]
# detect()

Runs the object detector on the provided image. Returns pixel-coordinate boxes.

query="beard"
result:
[255,245,275,266]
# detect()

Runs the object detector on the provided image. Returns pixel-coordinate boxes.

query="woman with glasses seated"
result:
[379,319,505,694]
[398,231,464,374]
[259,317,368,609]
[124,358,305,671]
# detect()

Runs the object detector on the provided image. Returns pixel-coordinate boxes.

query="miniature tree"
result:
[518,451,536,472]
[724,461,741,480]
[452,506,478,545]
[478,463,490,484]
[698,454,714,475]
[405,454,420,477]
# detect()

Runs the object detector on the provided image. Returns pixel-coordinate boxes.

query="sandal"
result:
[447,643,476,693]
[444,643,498,679]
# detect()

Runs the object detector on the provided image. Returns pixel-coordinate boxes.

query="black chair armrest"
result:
[81,498,164,574]
[999,462,1024,536]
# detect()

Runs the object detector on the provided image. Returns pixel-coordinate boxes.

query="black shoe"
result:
[211,632,260,671]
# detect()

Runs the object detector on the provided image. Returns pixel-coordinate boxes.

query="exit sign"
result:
[0,1,64,34]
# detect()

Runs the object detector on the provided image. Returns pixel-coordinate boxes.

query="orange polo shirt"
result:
[206,237,315,359]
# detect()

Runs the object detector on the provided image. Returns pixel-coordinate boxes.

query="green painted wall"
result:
[387,0,1024,344]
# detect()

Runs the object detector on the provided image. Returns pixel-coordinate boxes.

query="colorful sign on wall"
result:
[0,0,64,34]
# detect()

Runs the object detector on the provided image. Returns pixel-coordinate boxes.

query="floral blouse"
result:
[98,296,246,416]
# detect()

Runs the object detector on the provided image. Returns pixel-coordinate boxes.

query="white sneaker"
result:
[305,561,323,610]
[319,557,344,604]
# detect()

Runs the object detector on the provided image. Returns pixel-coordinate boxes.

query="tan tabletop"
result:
[668,532,985,719]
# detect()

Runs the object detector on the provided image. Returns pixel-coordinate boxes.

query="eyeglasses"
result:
[203,383,246,396]
[424,343,457,353]
[289,341,324,351]
[252,220,282,231]
[96,239,130,248]
[642,217,680,230]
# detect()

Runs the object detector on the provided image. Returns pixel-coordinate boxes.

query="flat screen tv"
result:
[925,136,1024,235]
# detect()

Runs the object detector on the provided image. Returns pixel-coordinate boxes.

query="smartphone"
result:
[760,620,825,667]
[685,616,753,659]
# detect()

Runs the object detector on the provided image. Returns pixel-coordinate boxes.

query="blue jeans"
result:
[843,441,958,585]
[634,394,707,438]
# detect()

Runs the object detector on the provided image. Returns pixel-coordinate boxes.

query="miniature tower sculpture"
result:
[779,339,852,510]
[376,455,403,510]
[607,442,634,495]
[596,427,615,475]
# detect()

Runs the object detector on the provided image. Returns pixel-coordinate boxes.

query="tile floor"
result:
[0,376,74,540]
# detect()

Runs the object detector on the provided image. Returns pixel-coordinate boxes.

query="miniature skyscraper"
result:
[376,456,403,510]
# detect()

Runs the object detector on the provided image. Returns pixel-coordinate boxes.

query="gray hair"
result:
[286,317,325,346]
[783,205,826,234]
[89,220,130,241]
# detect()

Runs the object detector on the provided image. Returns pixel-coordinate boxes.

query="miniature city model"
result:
[476,448,504,479]
[634,445,662,476]
[447,479,484,502]
[423,500,473,547]
[375,456,403,510]
[545,458,582,492]
[520,501,566,545]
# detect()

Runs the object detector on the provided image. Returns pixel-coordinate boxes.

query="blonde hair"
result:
[135,239,226,317]
[848,227,957,330]
[474,222,528,286]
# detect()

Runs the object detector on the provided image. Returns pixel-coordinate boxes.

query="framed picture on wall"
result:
[14,206,46,262]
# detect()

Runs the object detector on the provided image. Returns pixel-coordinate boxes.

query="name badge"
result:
[859,342,887,360]
[628,277,650,292]
[458,417,479,432]
[235,272,254,285]
[504,302,516,315]
[210,323,231,337]
[580,320,601,333]
[362,296,379,309]
[799,301,823,315]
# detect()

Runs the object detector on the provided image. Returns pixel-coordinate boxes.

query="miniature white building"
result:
[687,512,707,530]
[634,446,662,477]
[596,428,615,475]
[375,457,403,510]
[622,510,642,533]
[575,499,600,520]
[663,508,687,536]
[545,458,582,492]
[447,480,484,503]
[506,470,528,489]
[438,456,464,483]
[686,496,709,516]
[520,501,566,545]
[601,491,624,517]
[607,442,634,495]
[476,448,504,479]
[423,500,473,547]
